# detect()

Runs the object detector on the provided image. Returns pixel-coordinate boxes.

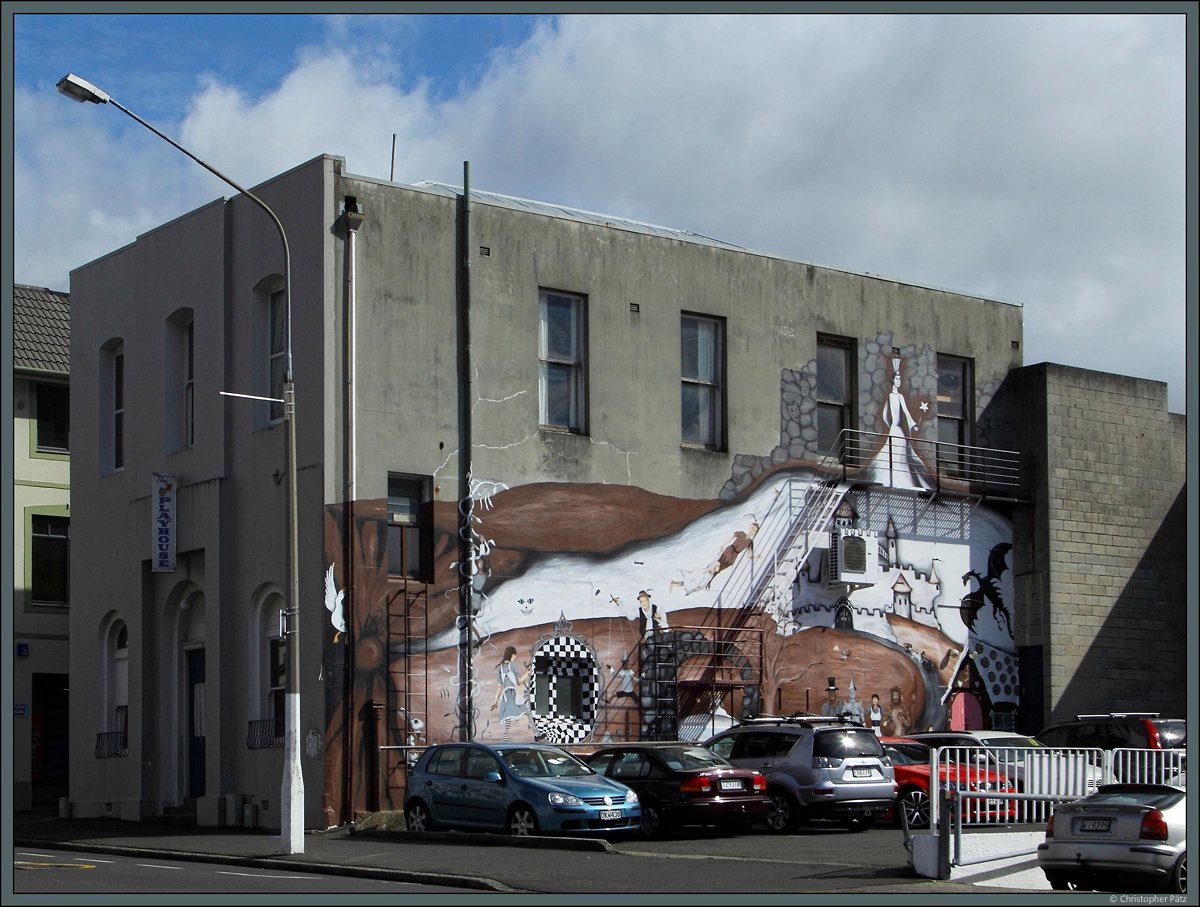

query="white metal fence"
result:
[928,746,1186,831]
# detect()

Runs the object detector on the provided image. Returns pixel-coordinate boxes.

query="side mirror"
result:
[485,771,503,783]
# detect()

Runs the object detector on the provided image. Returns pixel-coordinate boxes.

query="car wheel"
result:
[508,804,539,836]
[639,801,667,838]
[897,787,931,829]
[404,801,432,833]
[1167,852,1186,895]
[842,815,876,832]
[765,789,800,834]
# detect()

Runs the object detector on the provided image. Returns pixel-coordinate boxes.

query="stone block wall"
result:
[1009,364,1186,728]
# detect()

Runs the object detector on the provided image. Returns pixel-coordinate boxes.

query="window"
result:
[816,336,855,456]
[35,383,69,453]
[165,310,195,452]
[388,475,429,580]
[31,514,69,606]
[269,288,287,423]
[185,320,195,446]
[269,637,286,727]
[538,290,586,432]
[681,314,724,449]
[112,623,129,734]
[936,354,973,475]
[99,340,125,473]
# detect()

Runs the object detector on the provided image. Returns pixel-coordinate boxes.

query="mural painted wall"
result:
[320,333,1016,819]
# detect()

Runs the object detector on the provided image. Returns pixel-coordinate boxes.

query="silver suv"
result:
[703,716,896,832]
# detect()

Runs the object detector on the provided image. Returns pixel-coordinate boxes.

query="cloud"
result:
[13,13,1186,412]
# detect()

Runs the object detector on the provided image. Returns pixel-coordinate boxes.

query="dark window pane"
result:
[542,295,578,361]
[816,345,847,404]
[36,384,70,452]
[540,363,575,427]
[817,402,844,453]
[114,412,124,469]
[31,516,69,604]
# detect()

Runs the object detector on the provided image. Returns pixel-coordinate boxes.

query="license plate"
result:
[720,780,742,790]
[1079,818,1111,833]
[599,809,621,821]
[852,768,873,778]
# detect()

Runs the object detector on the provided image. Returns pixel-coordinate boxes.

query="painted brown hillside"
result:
[473,482,723,554]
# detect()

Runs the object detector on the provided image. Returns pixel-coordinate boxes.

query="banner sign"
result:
[152,473,178,572]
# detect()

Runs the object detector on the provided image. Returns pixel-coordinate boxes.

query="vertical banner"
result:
[152,472,178,572]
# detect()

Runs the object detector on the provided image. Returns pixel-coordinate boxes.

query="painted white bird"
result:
[324,565,346,642]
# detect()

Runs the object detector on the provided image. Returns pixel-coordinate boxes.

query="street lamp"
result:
[57,73,305,855]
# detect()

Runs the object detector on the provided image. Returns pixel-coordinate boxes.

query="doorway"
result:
[187,649,206,799]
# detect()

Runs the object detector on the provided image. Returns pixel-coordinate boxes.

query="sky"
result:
[7,10,1190,414]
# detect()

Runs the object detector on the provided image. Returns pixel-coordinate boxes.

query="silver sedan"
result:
[1037,783,1186,893]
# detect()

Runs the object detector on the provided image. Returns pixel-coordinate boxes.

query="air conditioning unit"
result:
[827,529,880,585]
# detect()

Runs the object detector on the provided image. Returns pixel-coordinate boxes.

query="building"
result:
[64,154,1184,829]
[12,284,72,811]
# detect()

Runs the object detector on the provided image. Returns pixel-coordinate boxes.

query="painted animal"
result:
[324,564,346,642]
[960,543,1013,636]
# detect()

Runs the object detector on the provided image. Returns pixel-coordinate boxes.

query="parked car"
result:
[703,716,896,833]
[908,729,1111,795]
[1037,783,1187,893]
[584,742,771,837]
[1037,713,1186,752]
[403,742,640,836]
[1037,714,1186,783]
[880,737,1016,828]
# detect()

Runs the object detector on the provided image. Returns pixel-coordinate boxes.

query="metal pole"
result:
[62,78,305,854]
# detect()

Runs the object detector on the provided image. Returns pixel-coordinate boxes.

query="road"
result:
[12,845,456,896]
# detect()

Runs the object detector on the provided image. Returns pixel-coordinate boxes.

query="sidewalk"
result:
[10,809,1016,895]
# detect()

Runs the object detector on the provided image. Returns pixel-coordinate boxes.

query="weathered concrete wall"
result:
[1009,364,1186,728]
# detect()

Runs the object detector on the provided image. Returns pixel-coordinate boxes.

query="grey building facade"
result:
[63,153,1183,829]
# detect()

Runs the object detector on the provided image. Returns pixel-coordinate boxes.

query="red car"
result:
[585,742,771,837]
[880,737,1017,828]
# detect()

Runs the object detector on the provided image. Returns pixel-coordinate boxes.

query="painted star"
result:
[919,401,929,412]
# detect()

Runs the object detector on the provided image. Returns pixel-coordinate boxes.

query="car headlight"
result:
[548,792,584,807]
[625,789,639,804]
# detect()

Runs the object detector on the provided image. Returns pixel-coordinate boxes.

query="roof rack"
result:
[1073,712,1161,720]
[738,713,865,728]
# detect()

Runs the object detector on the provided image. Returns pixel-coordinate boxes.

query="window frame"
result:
[269,288,287,424]
[936,353,974,476]
[816,335,856,458]
[27,507,70,608]
[680,313,726,450]
[537,289,588,434]
[387,473,431,581]
[113,346,125,471]
[33,381,70,455]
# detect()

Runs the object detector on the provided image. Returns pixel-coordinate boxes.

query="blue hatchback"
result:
[403,742,641,836]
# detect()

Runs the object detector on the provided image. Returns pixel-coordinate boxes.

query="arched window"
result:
[96,617,129,758]
[248,586,285,748]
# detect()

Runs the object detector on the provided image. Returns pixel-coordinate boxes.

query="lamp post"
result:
[57,74,305,855]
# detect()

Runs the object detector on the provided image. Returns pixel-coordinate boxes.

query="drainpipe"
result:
[457,162,475,741]
[341,196,364,821]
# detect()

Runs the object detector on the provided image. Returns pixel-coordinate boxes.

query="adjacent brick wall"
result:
[1010,364,1186,728]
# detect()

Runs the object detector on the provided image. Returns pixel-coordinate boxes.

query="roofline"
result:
[341,169,1023,311]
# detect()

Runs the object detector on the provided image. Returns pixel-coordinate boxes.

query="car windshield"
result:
[885,743,929,765]
[1085,787,1186,809]
[979,736,1043,748]
[814,729,883,758]
[656,746,732,770]
[501,748,594,778]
